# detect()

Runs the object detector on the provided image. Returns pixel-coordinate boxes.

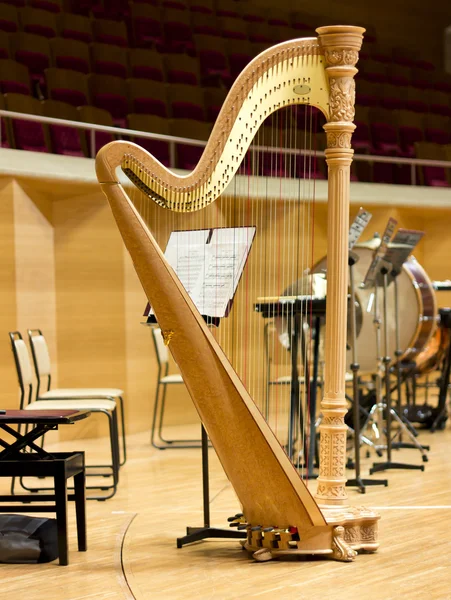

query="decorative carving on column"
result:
[315,26,363,506]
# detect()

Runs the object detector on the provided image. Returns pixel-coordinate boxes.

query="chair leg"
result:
[54,463,69,566]
[118,396,127,467]
[151,381,164,449]
[111,409,120,487]
[73,466,87,552]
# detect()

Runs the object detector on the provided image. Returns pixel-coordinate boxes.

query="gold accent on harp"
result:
[96,25,380,562]
[161,329,174,346]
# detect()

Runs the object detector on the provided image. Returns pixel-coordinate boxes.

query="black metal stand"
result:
[176,425,246,548]
[345,255,388,492]
[431,308,451,432]
[370,268,425,474]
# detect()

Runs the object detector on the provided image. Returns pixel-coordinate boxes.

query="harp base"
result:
[242,505,379,562]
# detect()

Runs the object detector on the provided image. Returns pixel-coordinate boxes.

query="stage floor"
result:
[2,422,451,600]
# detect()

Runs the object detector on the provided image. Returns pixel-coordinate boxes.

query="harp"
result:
[96,25,379,562]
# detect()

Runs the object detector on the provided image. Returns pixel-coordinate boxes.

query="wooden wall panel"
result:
[13,182,57,385]
[0,179,18,408]
[53,191,128,439]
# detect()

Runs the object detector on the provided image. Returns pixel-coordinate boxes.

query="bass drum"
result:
[314,245,438,374]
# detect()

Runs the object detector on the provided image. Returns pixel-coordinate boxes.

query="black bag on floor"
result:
[0,515,58,563]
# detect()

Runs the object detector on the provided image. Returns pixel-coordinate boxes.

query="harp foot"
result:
[253,548,274,562]
[331,526,357,562]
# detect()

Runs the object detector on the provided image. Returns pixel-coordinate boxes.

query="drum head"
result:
[314,246,423,374]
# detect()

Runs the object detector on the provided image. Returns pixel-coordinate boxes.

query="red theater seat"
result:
[168,83,205,121]
[194,35,230,86]
[78,104,114,156]
[92,18,128,47]
[0,58,31,94]
[50,37,90,74]
[19,7,57,38]
[0,3,19,32]
[4,92,48,152]
[0,93,12,147]
[0,31,10,59]
[10,32,50,87]
[170,118,211,170]
[415,142,450,187]
[188,0,214,14]
[89,73,128,126]
[127,78,168,117]
[163,8,194,54]
[127,113,171,166]
[30,0,62,13]
[41,98,86,156]
[90,43,129,78]
[129,48,165,81]
[164,54,200,85]
[130,4,163,49]
[56,12,92,44]
[46,67,89,106]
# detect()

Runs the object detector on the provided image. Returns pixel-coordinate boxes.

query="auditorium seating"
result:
[127,113,171,166]
[45,67,89,105]
[56,12,92,43]
[19,6,57,38]
[50,37,90,73]
[164,53,200,85]
[89,73,128,126]
[4,92,48,152]
[10,32,51,87]
[0,58,31,94]
[0,3,20,33]
[170,118,211,170]
[128,78,168,117]
[129,48,165,81]
[168,83,205,120]
[0,31,10,58]
[415,142,450,187]
[77,104,114,156]
[0,0,447,186]
[90,42,128,78]
[0,93,12,147]
[41,98,85,156]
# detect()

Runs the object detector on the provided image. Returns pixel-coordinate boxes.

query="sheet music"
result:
[349,208,372,250]
[383,229,424,276]
[361,217,397,289]
[152,226,256,318]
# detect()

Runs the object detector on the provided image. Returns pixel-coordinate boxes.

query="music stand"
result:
[370,258,426,474]
[177,424,246,547]
[346,251,388,492]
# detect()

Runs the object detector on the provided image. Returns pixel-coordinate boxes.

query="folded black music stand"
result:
[176,425,246,548]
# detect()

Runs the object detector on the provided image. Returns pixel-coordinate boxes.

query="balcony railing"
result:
[1,109,451,187]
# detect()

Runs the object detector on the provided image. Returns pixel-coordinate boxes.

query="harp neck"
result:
[96,27,364,213]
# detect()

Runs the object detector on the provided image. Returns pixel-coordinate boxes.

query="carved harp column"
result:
[315,27,362,506]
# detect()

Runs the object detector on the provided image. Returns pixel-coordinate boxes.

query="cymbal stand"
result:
[346,254,388,492]
[370,266,426,474]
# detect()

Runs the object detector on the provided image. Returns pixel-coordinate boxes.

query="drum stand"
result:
[391,272,430,449]
[370,266,426,474]
[346,254,388,492]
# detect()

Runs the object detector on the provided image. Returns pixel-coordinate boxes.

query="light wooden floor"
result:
[2,421,451,600]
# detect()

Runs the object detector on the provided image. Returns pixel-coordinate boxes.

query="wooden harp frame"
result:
[96,25,380,562]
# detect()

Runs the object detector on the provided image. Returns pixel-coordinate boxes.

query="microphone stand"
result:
[370,264,426,474]
[346,253,388,492]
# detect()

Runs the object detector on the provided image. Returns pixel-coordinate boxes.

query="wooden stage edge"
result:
[1,424,451,600]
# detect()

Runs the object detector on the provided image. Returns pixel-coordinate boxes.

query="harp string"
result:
[124,108,319,482]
